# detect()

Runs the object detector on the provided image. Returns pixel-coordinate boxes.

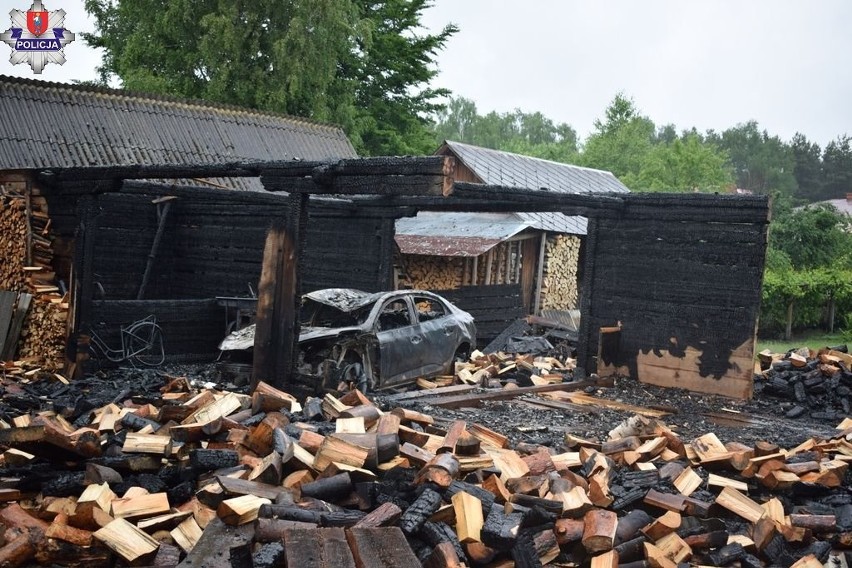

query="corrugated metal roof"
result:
[395,235,506,257]
[441,140,630,194]
[517,212,587,234]
[0,75,356,191]
[394,210,590,257]
[395,212,528,256]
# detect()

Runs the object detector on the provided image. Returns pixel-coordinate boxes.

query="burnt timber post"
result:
[251,193,308,391]
[575,215,599,380]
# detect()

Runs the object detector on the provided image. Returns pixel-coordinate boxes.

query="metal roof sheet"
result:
[395,212,528,256]
[441,140,630,194]
[394,210,590,257]
[395,235,507,257]
[0,76,356,191]
[516,212,587,234]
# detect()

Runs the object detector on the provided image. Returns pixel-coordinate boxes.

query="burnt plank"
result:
[282,528,356,568]
[346,527,420,568]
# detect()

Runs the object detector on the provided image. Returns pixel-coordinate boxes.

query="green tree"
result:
[821,135,852,200]
[769,204,852,270]
[83,0,456,156]
[352,0,458,155]
[790,132,824,202]
[432,96,578,161]
[636,133,733,192]
[581,93,655,187]
[714,121,797,196]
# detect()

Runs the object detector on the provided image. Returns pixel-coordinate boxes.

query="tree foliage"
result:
[433,96,579,162]
[761,203,852,335]
[821,135,852,202]
[768,204,852,271]
[83,0,456,156]
[706,121,798,196]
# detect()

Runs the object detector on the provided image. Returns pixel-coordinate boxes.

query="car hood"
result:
[303,288,384,313]
[218,323,365,351]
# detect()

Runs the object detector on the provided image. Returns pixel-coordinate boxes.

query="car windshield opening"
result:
[301,300,371,327]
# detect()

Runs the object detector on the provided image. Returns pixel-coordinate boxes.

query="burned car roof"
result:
[303,288,385,312]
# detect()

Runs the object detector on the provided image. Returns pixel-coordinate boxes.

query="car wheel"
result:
[454,344,471,362]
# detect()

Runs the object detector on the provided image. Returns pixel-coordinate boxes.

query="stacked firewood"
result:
[539,235,581,311]
[402,256,464,291]
[0,185,67,369]
[0,372,849,567]
[0,192,29,292]
[756,346,852,422]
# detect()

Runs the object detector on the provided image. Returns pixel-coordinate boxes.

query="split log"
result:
[643,541,677,568]
[715,487,765,523]
[641,511,681,541]
[654,531,692,563]
[416,453,459,488]
[170,516,203,553]
[217,495,271,526]
[111,492,170,521]
[438,420,466,454]
[423,541,462,568]
[94,518,160,565]
[591,550,619,568]
[554,518,586,546]
[582,509,618,554]
[451,491,483,543]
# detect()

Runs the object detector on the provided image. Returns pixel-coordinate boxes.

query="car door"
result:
[411,294,458,372]
[375,296,424,386]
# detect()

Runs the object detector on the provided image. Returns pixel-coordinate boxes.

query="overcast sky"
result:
[2,0,850,147]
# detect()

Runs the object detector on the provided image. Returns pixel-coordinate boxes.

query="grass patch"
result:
[756,330,846,355]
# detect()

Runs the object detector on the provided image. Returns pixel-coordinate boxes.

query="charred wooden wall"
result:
[432,284,524,346]
[578,193,770,399]
[70,183,393,359]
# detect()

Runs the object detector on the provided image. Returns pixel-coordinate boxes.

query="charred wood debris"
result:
[0,344,848,567]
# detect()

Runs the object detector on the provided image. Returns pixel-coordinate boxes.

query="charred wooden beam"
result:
[251,193,306,391]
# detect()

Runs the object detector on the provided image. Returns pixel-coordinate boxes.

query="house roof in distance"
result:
[0,75,356,190]
[395,140,627,249]
[438,140,630,194]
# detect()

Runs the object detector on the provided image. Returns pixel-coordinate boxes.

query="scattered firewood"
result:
[0,366,847,568]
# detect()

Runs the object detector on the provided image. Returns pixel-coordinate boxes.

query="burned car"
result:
[218,288,476,392]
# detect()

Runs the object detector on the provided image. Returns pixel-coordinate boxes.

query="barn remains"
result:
[0,77,769,399]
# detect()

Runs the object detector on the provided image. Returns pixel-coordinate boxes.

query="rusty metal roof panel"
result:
[395,235,506,257]
[442,140,630,194]
[396,211,528,239]
[395,212,529,257]
[0,75,356,188]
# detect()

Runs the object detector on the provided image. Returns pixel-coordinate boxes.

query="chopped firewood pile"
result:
[0,365,849,568]
[1,185,69,371]
[756,346,852,422]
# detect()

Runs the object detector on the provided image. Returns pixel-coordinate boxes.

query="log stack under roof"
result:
[1,178,67,371]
